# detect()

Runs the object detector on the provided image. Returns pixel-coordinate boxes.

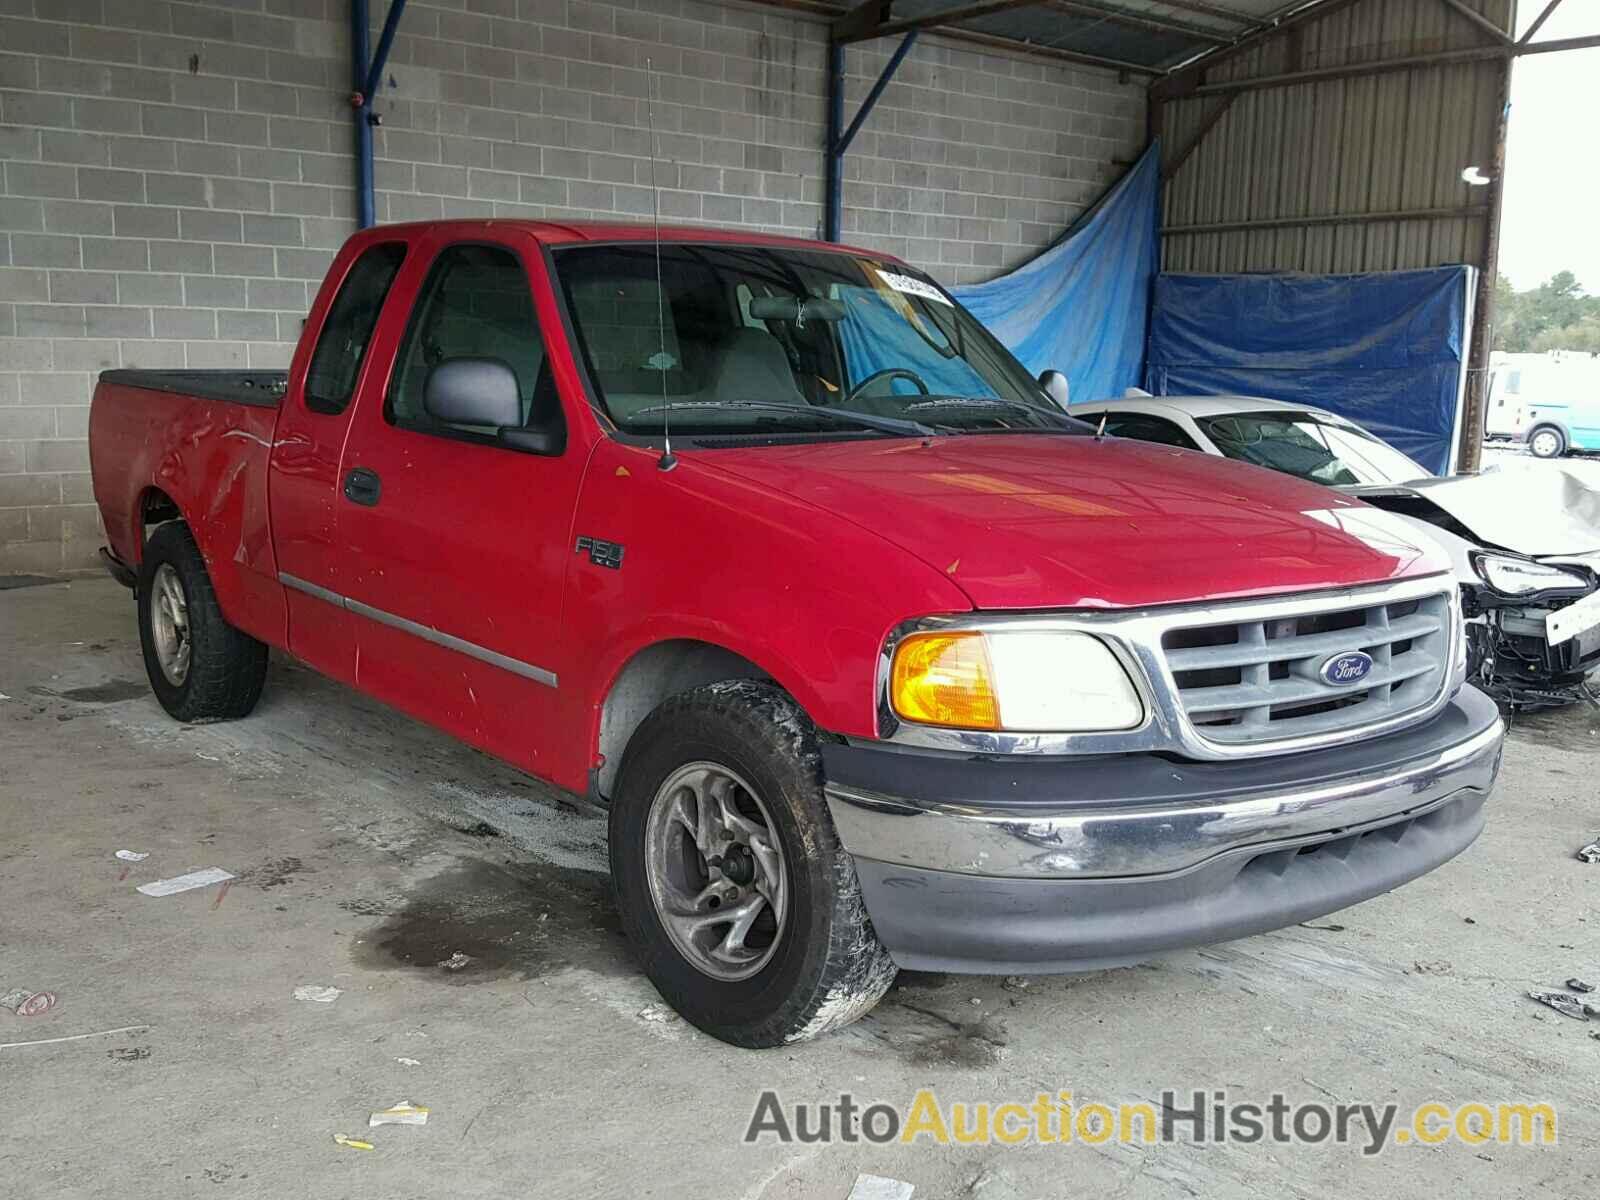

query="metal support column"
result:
[825,40,845,243]
[823,31,917,242]
[1458,52,1511,475]
[351,0,408,230]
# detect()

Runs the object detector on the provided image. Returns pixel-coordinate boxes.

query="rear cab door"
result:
[269,231,414,683]
[331,224,598,784]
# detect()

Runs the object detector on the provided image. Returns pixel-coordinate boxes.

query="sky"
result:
[1498,3,1600,292]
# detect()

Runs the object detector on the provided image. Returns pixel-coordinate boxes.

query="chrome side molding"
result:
[279,572,558,688]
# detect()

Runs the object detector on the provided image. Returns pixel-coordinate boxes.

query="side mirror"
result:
[498,427,563,455]
[1039,369,1071,410]
[425,357,521,428]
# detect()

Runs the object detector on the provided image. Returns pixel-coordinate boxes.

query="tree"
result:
[1492,271,1600,354]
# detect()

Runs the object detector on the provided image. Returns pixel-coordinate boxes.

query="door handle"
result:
[343,467,382,507]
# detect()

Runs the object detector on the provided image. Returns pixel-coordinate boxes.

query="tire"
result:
[609,681,897,1047]
[136,521,268,723]
[1528,424,1566,459]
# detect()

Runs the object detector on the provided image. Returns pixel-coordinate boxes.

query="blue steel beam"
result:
[823,31,917,243]
[824,41,844,242]
[352,0,373,228]
[365,0,409,101]
[352,0,408,230]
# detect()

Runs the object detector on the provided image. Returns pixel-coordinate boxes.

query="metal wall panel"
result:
[1157,0,1512,274]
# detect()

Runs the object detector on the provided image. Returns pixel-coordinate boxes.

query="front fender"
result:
[563,440,974,750]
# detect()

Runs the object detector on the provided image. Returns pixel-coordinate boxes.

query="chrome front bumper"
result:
[826,711,1502,880]
[821,687,1504,973]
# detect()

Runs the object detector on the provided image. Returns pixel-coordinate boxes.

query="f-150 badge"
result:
[575,536,624,569]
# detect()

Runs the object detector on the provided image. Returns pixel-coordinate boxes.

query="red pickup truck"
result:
[90,220,1504,1047]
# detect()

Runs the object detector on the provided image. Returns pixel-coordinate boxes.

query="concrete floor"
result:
[2,573,1598,1199]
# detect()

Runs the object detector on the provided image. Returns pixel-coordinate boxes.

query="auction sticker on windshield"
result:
[875,268,952,306]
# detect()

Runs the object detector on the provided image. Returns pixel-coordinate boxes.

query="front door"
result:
[333,231,590,779]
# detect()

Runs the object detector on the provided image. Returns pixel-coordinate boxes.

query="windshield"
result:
[1198,410,1431,486]
[553,243,1074,439]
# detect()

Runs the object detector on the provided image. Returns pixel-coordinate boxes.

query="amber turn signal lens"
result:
[889,631,1000,730]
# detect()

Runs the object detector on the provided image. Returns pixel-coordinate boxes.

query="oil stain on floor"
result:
[352,857,629,982]
[1507,704,1598,755]
[854,985,1011,1069]
[34,679,148,703]
[240,857,308,889]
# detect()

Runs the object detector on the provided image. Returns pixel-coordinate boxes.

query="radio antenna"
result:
[645,57,675,472]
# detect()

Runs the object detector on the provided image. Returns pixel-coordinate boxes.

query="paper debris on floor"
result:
[1578,839,1600,864]
[1,1024,150,1050]
[137,867,235,897]
[637,1002,680,1023]
[369,1100,429,1127]
[437,952,472,971]
[333,1134,374,1151]
[292,986,343,1004]
[0,989,57,1017]
[395,1057,421,1067]
[848,1174,915,1200]
[1528,990,1589,1020]
[115,850,149,862]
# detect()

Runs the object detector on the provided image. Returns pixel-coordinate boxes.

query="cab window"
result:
[303,242,406,415]
[387,244,563,446]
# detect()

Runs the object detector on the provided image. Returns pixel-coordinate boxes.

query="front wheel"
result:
[609,681,897,1047]
[1528,425,1566,459]
[137,521,268,723]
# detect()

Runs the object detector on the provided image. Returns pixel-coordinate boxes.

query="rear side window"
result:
[387,244,559,441]
[304,242,407,415]
[1102,412,1201,450]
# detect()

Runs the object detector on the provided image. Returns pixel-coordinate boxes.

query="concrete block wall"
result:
[0,0,1145,573]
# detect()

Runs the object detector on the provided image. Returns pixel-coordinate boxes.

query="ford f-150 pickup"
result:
[89,220,1505,1047]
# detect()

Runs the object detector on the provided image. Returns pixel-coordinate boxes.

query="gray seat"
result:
[708,328,806,406]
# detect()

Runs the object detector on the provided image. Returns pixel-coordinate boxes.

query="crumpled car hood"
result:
[1347,466,1600,559]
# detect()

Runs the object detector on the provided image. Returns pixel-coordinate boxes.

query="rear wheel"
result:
[137,522,268,723]
[610,681,897,1047]
[1528,425,1566,459]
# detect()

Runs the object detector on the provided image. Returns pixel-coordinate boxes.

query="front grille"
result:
[1161,590,1454,746]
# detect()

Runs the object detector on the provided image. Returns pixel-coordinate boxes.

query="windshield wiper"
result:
[903,396,1092,432]
[629,400,935,438]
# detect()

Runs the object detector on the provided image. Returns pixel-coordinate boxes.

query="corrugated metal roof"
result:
[763,1,1347,74]
[1158,0,1512,273]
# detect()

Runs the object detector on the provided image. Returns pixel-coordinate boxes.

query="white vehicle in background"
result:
[1072,394,1600,709]
[1488,351,1600,456]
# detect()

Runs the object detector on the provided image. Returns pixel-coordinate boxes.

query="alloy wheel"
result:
[643,761,789,981]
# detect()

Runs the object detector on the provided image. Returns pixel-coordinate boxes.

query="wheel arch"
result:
[594,638,788,800]
[133,485,185,562]
[1526,419,1569,451]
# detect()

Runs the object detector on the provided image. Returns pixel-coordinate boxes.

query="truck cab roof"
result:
[364,218,889,258]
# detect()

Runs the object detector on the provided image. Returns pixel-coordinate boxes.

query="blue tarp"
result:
[950,142,1161,409]
[1145,268,1472,475]
[835,286,995,397]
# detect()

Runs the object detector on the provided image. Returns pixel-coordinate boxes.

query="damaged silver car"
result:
[1074,394,1600,709]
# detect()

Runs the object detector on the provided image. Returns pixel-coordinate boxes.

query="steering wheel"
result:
[844,368,930,406]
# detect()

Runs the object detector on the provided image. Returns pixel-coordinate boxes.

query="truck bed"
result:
[97,369,287,409]
[90,369,288,646]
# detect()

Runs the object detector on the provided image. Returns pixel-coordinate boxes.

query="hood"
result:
[1347,465,1600,559]
[694,435,1446,609]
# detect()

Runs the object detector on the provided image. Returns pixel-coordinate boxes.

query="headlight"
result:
[1471,552,1591,597]
[889,629,1144,732]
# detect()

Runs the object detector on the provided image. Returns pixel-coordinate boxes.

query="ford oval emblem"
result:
[1319,651,1374,687]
